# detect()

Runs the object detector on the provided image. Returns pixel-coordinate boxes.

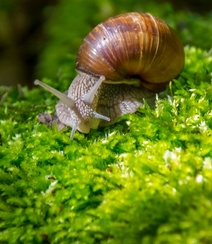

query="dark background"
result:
[0,0,211,87]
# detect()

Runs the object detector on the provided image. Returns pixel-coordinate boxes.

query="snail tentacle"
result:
[92,111,110,121]
[82,75,105,105]
[34,80,75,108]
[70,122,78,139]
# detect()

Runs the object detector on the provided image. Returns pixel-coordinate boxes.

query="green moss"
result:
[1,0,212,243]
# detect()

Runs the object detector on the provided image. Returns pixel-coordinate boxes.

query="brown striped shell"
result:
[34,12,184,139]
[76,12,184,92]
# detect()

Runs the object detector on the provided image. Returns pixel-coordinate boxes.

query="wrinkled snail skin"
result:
[34,12,184,139]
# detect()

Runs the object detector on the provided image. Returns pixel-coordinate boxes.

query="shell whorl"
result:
[76,12,184,90]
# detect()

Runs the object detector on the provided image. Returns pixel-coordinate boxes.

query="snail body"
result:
[35,12,184,139]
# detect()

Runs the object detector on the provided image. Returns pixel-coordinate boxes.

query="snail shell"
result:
[76,12,184,91]
[35,12,184,139]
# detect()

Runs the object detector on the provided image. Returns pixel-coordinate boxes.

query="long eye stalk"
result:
[34,80,75,108]
[82,76,105,105]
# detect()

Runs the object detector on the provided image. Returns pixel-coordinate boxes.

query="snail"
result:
[35,12,184,139]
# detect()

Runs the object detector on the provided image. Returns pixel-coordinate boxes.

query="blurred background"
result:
[0,0,212,88]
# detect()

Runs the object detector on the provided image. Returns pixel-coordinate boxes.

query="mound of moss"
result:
[0,0,212,243]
